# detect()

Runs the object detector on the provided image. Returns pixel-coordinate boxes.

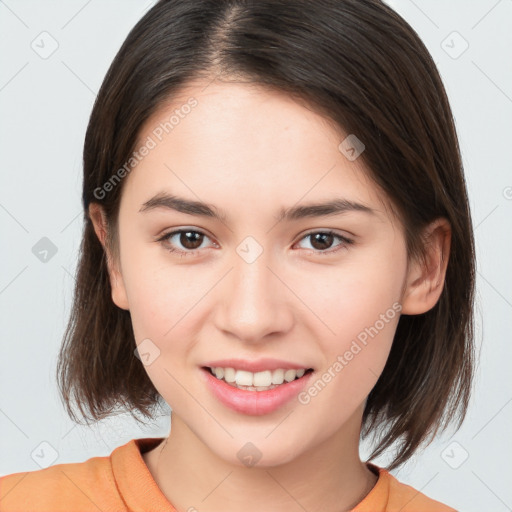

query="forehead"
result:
[124,80,393,221]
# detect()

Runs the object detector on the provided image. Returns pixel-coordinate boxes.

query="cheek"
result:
[127,276,203,356]
[296,249,404,335]
[292,248,405,397]
[119,239,204,336]
[122,256,206,409]
[297,274,401,415]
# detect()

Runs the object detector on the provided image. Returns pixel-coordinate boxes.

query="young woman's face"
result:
[107,81,411,466]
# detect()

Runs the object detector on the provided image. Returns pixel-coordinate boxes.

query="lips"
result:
[199,358,314,415]
[202,358,312,373]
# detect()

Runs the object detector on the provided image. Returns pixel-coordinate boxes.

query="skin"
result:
[89,79,451,512]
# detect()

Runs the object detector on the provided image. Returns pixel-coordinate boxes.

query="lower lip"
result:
[201,367,313,416]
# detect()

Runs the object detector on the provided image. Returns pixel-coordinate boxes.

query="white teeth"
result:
[235,370,253,387]
[223,367,236,383]
[284,369,297,382]
[209,366,309,388]
[272,369,284,385]
[253,370,272,387]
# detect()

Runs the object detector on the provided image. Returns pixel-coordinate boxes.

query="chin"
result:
[209,433,308,469]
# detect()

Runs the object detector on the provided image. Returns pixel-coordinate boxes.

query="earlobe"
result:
[401,218,451,315]
[88,203,130,311]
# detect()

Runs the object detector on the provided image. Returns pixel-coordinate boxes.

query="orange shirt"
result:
[0,437,456,511]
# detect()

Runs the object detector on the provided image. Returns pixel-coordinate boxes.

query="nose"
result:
[213,250,294,344]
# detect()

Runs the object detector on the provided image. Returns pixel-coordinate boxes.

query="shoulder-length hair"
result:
[56,0,475,470]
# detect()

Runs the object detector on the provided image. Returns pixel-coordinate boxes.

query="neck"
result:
[145,413,378,512]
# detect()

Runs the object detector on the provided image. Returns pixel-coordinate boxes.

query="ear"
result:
[401,218,451,315]
[88,203,130,311]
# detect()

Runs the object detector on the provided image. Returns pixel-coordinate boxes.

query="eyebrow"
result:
[139,191,377,222]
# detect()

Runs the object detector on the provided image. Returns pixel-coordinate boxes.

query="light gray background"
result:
[0,1,511,510]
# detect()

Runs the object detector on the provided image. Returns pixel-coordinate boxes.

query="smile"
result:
[206,366,313,391]
[200,364,315,415]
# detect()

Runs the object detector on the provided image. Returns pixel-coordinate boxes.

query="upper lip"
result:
[202,358,313,373]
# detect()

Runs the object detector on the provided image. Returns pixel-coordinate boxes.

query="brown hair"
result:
[56,0,475,470]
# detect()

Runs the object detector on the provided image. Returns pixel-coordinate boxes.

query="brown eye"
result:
[157,229,213,255]
[297,231,354,254]
[309,232,335,250]
[177,231,204,250]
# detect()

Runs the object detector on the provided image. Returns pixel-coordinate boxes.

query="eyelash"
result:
[156,229,354,257]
